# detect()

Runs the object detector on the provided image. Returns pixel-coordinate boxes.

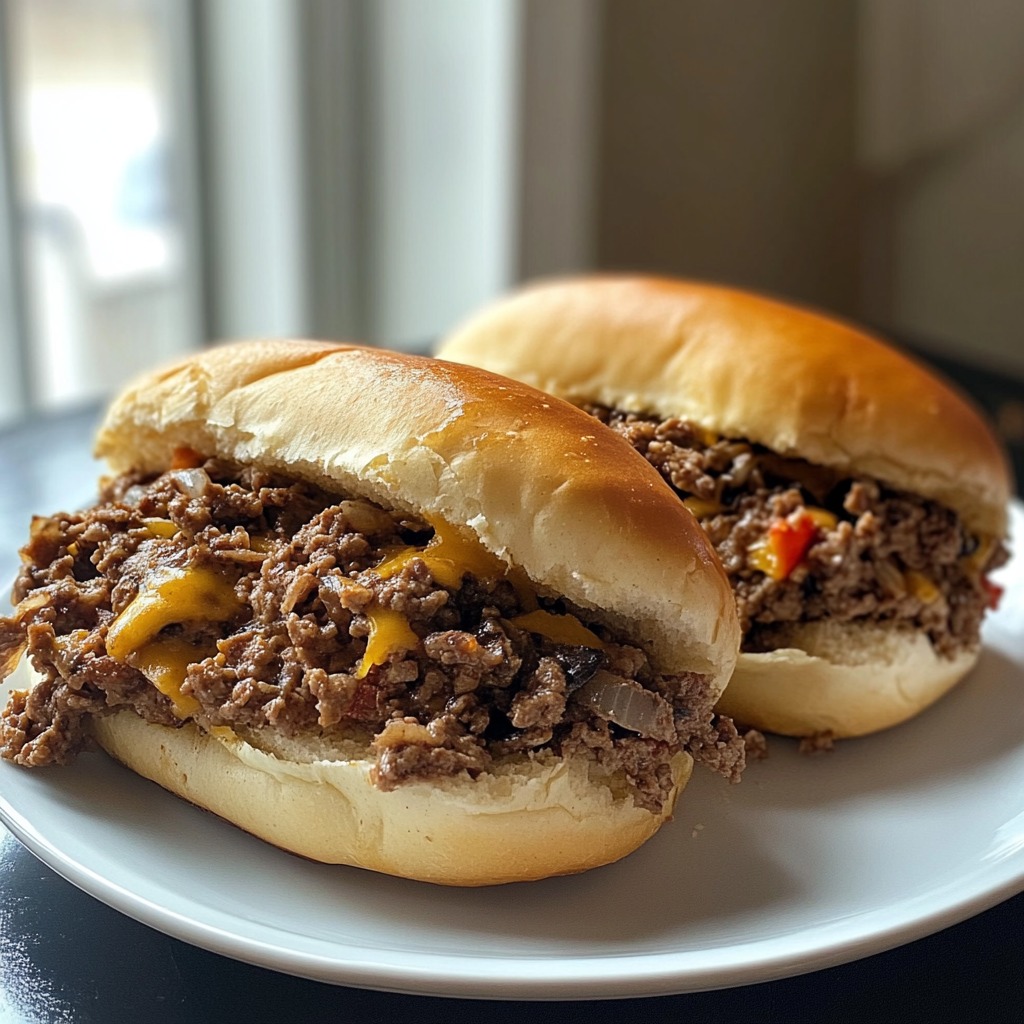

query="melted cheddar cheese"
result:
[681,496,723,519]
[105,565,240,715]
[746,541,777,578]
[106,565,240,660]
[372,516,507,589]
[803,507,838,531]
[904,569,941,604]
[129,637,204,717]
[355,607,420,679]
[508,609,604,649]
[142,518,180,539]
[351,516,529,677]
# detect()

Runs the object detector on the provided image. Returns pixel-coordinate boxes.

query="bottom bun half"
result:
[714,622,978,739]
[89,712,693,886]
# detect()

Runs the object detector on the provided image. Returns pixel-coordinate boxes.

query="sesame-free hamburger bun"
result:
[0,339,742,884]
[438,276,1012,739]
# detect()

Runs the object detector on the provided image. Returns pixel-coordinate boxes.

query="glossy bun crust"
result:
[713,622,978,739]
[87,339,739,883]
[438,275,1011,537]
[90,710,693,886]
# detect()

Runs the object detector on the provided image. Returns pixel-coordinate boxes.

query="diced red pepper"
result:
[170,445,204,469]
[766,513,817,580]
[982,577,1004,611]
[345,679,380,721]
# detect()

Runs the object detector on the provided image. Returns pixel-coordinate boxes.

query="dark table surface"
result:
[1,345,1023,1024]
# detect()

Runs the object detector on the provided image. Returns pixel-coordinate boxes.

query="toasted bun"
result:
[90,710,692,886]
[437,275,1011,739]
[87,339,737,883]
[438,275,1011,536]
[717,624,977,738]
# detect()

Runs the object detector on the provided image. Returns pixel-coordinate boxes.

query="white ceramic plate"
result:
[1,503,1023,1000]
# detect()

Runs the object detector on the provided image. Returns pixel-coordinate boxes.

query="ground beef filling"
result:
[0,460,744,812]
[588,406,1008,658]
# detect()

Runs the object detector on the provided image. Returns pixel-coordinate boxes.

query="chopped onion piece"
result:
[14,592,49,619]
[573,670,676,742]
[0,636,26,679]
[169,467,211,499]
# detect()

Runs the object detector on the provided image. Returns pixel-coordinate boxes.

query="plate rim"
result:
[3,786,1024,1000]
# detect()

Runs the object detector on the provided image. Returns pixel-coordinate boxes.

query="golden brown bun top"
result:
[438,276,1012,536]
[95,339,739,692]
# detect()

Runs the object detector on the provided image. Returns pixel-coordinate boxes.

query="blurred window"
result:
[0,0,534,427]
[0,0,203,422]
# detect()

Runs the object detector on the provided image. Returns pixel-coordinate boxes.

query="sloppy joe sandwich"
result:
[437,276,1012,741]
[0,340,744,885]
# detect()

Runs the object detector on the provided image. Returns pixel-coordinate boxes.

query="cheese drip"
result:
[350,518,511,678]
[106,565,240,716]
[350,515,571,677]
[355,607,420,680]
[130,638,204,717]
[352,522,604,675]
[373,517,508,589]
[508,609,604,649]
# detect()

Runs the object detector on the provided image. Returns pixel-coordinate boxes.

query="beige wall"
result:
[857,0,1024,373]
[594,1,862,318]
[589,0,1024,373]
